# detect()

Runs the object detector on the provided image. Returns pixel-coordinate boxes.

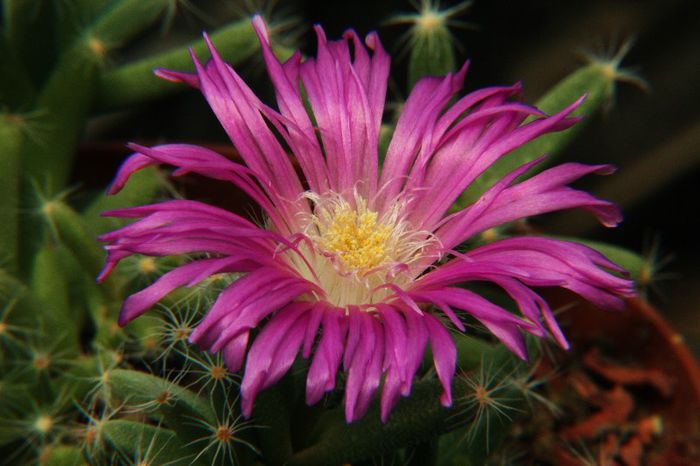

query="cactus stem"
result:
[183,351,238,396]
[186,393,260,464]
[457,359,522,449]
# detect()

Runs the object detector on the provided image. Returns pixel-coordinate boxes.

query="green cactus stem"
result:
[95,18,269,112]
[0,118,24,273]
[103,419,200,466]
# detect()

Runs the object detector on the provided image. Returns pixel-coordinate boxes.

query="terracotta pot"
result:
[535,291,700,465]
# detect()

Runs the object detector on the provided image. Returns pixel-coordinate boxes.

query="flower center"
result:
[317,202,393,273]
[295,191,438,308]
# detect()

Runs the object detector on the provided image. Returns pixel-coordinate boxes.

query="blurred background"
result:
[85,0,700,354]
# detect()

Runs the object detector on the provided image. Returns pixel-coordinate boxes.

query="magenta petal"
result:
[117,257,239,326]
[424,314,456,406]
[380,367,403,423]
[240,303,310,416]
[344,312,377,422]
[306,309,347,405]
[222,331,249,372]
[302,303,324,358]
[401,308,429,396]
[154,68,200,88]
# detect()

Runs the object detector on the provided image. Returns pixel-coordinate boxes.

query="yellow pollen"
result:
[0,322,6,334]
[318,203,392,272]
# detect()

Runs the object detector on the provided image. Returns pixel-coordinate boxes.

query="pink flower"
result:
[99,16,635,423]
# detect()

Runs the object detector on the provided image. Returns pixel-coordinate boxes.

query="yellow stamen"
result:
[318,200,393,273]
[299,191,439,307]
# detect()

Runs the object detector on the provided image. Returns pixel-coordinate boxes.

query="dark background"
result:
[89,0,700,353]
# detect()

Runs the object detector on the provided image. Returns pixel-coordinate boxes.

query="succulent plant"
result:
[0,2,659,465]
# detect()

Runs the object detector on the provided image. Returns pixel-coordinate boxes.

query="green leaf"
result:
[453,333,515,371]
[21,0,171,190]
[103,419,201,465]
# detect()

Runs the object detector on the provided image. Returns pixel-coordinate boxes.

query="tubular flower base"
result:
[99,16,635,423]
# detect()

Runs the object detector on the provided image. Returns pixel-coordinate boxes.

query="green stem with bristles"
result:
[107,369,216,447]
[102,420,203,466]
[30,244,81,353]
[95,18,259,111]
